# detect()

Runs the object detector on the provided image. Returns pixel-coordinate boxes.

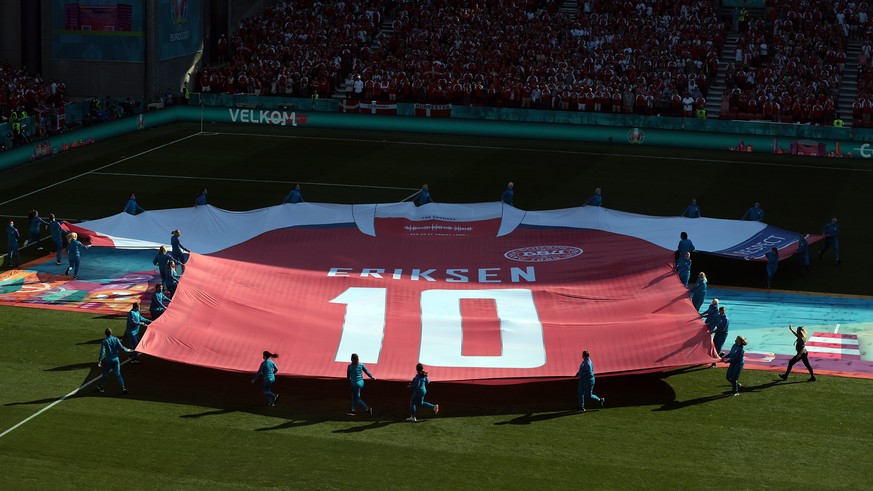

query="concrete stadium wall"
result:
[0,0,22,67]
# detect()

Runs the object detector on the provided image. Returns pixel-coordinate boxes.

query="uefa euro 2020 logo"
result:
[627,127,646,144]
[170,0,189,27]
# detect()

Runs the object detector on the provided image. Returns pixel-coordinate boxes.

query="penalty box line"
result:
[91,171,421,192]
[210,131,873,174]
[0,359,131,440]
[0,133,203,209]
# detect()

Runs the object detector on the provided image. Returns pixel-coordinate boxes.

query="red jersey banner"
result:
[71,202,819,382]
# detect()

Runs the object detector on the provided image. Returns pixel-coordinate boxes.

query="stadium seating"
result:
[0,62,65,122]
[202,0,725,117]
[720,0,846,123]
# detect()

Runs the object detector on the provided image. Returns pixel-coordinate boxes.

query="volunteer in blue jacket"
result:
[5,220,20,268]
[347,353,375,416]
[252,351,280,406]
[153,245,173,289]
[677,231,695,262]
[414,184,433,206]
[124,302,150,363]
[583,187,602,206]
[170,230,190,272]
[711,306,730,365]
[27,210,49,250]
[575,350,605,411]
[407,363,440,422]
[194,188,207,206]
[149,284,171,319]
[165,259,181,296]
[48,214,65,264]
[124,193,145,215]
[689,271,707,311]
[702,298,719,329]
[96,327,133,394]
[681,198,702,218]
[283,184,304,204]
[502,181,514,206]
[675,251,692,287]
[741,202,764,221]
[722,336,748,396]
[796,234,810,274]
[818,217,840,263]
[65,232,89,278]
[765,247,779,289]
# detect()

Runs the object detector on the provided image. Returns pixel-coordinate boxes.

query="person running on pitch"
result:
[407,363,439,422]
[252,351,280,406]
[347,353,375,416]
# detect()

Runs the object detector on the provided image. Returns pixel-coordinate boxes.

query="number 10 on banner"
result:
[331,288,546,368]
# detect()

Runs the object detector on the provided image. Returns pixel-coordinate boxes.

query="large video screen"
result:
[52,0,145,62]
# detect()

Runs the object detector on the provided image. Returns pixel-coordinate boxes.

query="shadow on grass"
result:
[76,338,103,345]
[256,418,326,432]
[6,356,730,429]
[5,397,65,406]
[180,407,248,419]
[331,419,401,433]
[652,393,731,411]
[45,362,95,372]
[494,409,582,425]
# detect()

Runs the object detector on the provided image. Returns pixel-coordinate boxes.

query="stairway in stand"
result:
[331,17,397,100]
[560,0,579,20]
[837,41,862,127]
[703,33,738,119]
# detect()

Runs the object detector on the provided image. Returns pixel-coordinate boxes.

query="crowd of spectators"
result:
[719,1,847,123]
[199,0,726,117]
[197,0,387,99]
[1,62,66,124]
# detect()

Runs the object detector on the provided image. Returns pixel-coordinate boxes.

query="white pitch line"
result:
[835,324,841,334]
[209,131,873,173]
[0,360,129,440]
[0,133,202,208]
[91,171,420,191]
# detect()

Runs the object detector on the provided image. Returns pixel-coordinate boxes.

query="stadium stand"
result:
[200,0,726,117]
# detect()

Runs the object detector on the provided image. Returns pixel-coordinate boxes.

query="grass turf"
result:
[2,123,873,488]
[1,305,871,489]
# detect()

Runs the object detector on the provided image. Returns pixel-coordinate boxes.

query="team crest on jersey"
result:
[504,246,583,262]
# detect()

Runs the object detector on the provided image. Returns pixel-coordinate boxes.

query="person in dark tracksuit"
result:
[796,234,810,274]
[48,214,65,265]
[779,324,816,382]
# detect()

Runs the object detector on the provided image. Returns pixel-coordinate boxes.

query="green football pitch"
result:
[1,123,872,489]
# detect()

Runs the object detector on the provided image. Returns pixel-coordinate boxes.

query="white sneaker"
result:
[405,416,417,422]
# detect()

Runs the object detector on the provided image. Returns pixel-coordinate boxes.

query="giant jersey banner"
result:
[68,203,816,382]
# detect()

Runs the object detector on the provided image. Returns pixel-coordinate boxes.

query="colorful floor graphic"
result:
[0,248,157,314]
[2,251,871,379]
[707,288,873,379]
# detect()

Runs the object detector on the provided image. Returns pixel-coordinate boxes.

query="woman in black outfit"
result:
[779,324,816,382]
